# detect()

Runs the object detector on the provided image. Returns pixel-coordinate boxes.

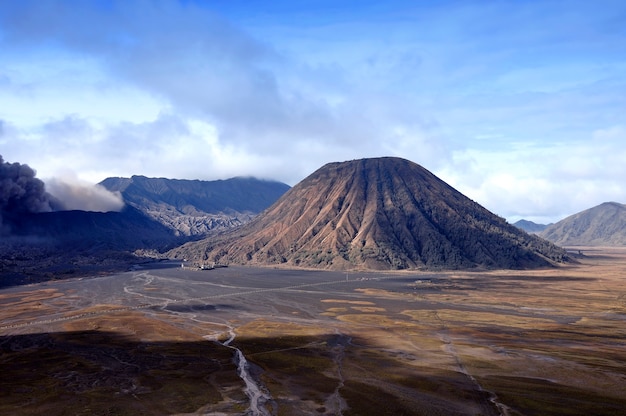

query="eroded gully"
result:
[218,328,273,416]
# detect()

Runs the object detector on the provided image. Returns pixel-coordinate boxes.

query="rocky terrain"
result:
[100,175,290,236]
[540,201,626,246]
[170,157,568,270]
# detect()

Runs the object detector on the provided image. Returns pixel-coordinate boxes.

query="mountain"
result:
[170,157,568,270]
[513,219,551,233]
[100,175,290,236]
[1,206,180,287]
[540,202,626,246]
[8,206,176,251]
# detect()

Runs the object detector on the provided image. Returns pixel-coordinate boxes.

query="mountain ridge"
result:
[100,175,290,236]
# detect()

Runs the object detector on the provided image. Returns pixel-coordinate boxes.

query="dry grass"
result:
[1,247,626,415]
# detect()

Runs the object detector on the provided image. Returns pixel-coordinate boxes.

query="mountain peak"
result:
[171,157,568,270]
[513,219,550,233]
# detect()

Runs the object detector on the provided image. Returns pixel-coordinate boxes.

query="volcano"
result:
[170,157,568,270]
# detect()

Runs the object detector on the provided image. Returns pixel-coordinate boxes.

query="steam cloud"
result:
[45,174,124,213]
[1,154,53,231]
[1,155,125,234]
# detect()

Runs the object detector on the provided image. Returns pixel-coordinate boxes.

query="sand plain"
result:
[1,248,625,415]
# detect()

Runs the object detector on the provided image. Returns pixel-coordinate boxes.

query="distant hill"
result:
[170,157,568,270]
[513,219,551,233]
[100,175,290,236]
[540,202,626,246]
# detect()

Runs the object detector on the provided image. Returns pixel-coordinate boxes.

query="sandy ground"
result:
[1,248,626,415]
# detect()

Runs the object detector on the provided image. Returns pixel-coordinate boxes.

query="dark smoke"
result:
[0,154,54,233]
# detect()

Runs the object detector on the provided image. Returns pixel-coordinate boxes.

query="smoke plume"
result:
[1,155,125,235]
[45,174,124,213]
[1,154,53,232]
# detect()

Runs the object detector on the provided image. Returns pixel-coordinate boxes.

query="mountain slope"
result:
[540,202,626,246]
[170,157,568,270]
[9,206,177,251]
[1,206,181,287]
[100,176,290,236]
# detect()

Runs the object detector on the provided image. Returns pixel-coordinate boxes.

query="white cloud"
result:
[0,0,625,224]
[438,126,626,223]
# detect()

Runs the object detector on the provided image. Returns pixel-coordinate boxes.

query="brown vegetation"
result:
[1,248,625,415]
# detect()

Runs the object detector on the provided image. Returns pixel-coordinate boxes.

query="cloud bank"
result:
[0,1,624,223]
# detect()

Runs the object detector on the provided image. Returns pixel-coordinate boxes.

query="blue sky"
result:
[1,0,625,222]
